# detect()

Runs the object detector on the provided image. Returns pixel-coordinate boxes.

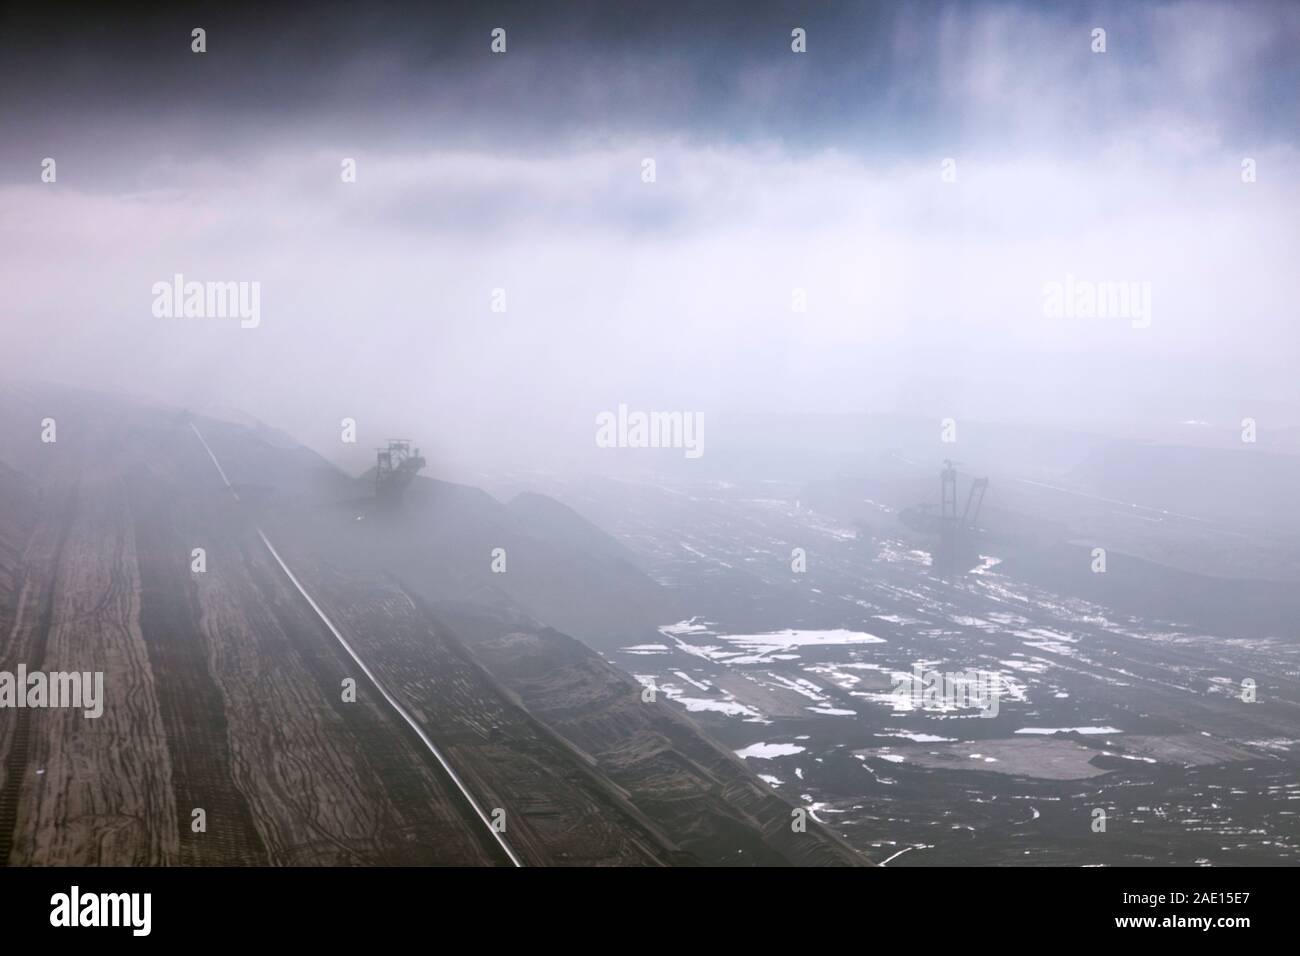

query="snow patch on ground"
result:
[735,742,807,759]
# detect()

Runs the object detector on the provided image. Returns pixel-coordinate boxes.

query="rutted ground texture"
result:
[0,385,861,866]
[5,384,1298,867]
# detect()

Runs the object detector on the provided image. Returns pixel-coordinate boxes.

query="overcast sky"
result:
[2,0,1298,472]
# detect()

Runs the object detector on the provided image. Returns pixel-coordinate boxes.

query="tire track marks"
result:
[189,423,523,866]
[128,473,269,865]
[0,484,78,865]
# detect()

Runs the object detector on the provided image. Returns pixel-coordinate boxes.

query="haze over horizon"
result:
[3,0,1298,473]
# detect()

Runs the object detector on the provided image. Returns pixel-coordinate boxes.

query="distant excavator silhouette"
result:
[898,460,989,576]
[375,439,425,504]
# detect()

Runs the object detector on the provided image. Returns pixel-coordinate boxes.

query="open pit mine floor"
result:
[0,389,862,867]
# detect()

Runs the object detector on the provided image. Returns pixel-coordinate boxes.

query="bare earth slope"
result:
[0,385,864,866]
[437,602,867,866]
[0,388,507,864]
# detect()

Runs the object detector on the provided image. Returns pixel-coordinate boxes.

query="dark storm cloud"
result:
[5,0,1298,166]
[4,1,895,125]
